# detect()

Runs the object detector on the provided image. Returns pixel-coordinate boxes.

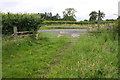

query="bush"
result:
[43,21,115,25]
[2,13,44,34]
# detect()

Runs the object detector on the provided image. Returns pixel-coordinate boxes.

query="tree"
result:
[63,8,76,17]
[84,19,88,21]
[89,11,98,21]
[63,8,77,21]
[63,15,76,21]
[40,12,61,21]
[56,13,60,20]
[49,12,52,17]
[98,10,105,21]
[89,10,105,21]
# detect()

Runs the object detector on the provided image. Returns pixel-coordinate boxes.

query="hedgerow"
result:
[43,21,115,25]
[2,13,43,34]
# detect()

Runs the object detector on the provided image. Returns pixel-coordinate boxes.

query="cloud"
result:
[0,0,119,21]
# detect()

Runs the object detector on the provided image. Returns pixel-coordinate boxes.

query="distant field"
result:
[40,26,89,30]
[40,22,115,30]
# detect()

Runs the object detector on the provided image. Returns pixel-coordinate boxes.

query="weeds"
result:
[2,31,118,78]
[46,32,118,78]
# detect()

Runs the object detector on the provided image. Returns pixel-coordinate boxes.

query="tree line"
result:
[39,8,76,21]
[39,8,107,21]
[40,12,60,21]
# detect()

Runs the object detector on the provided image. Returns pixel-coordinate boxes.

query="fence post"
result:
[13,26,17,38]
[36,33,38,40]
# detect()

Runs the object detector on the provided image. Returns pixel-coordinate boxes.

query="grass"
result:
[46,32,118,78]
[40,26,89,30]
[2,31,118,78]
[40,24,95,30]
[40,23,115,30]
[0,34,2,78]
[2,33,69,78]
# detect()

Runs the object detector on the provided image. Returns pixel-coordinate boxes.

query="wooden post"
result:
[13,26,17,38]
[36,33,38,40]
[97,21,100,31]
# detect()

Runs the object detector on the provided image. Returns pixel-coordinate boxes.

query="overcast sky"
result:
[0,0,119,21]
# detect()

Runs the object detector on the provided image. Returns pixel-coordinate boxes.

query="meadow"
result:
[1,8,119,79]
[2,33,69,78]
[2,30,118,78]
[46,32,118,78]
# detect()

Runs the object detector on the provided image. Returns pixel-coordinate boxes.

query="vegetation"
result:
[40,26,88,30]
[2,13,43,34]
[117,19,119,73]
[47,32,118,78]
[39,8,77,21]
[98,10,105,21]
[63,8,77,21]
[43,20,115,25]
[89,11,98,21]
[1,9,119,78]
[106,19,117,21]
[2,31,118,78]
[40,12,60,21]
[1,10,114,35]
[89,10,105,21]
[2,33,69,78]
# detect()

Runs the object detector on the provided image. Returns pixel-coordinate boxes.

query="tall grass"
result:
[2,31,118,78]
[118,19,120,78]
[46,32,118,78]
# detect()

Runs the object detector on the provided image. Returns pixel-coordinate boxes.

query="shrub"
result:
[2,13,44,34]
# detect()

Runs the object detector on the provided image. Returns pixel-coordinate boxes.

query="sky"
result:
[0,0,119,21]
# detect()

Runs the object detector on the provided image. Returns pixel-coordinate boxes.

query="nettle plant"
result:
[2,13,44,34]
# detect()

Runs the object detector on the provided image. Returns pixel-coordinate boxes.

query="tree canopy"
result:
[89,11,98,21]
[63,8,77,21]
[40,12,60,21]
[89,10,105,21]
[98,10,105,21]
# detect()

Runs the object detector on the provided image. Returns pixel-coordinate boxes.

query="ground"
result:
[2,28,118,78]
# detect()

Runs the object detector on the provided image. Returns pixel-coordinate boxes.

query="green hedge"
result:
[44,21,115,25]
[2,13,43,34]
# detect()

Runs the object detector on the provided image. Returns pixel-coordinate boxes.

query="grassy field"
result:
[46,32,118,78]
[2,31,118,78]
[40,23,115,30]
[2,34,69,78]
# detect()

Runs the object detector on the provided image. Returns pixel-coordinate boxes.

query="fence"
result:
[13,27,38,40]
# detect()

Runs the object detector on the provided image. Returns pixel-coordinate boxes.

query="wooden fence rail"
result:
[13,26,38,40]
